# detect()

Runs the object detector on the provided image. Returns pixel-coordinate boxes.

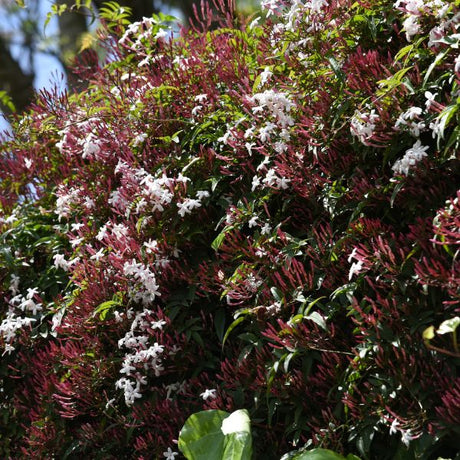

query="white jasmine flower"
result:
[71,222,85,232]
[82,133,101,159]
[196,190,210,199]
[245,142,256,154]
[351,110,379,144]
[151,319,167,330]
[133,132,148,146]
[263,168,278,187]
[392,140,429,175]
[53,254,70,271]
[177,198,202,217]
[249,16,260,29]
[144,239,159,253]
[176,173,190,183]
[217,129,234,144]
[429,117,443,138]
[403,15,421,41]
[163,447,178,460]
[261,0,280,17]
[389,418,400,435]
[154,28,168,40]
[251,175,261,191]
[195,94,207,103]
[261,223,272,235]
[401,429,416,447]
[51,309,65,331]
[259,67,273,87]
[425,91,438,110]
[276,176,290,189]
[403,106,422,120]
[244,127,255,138]
[9,274,20,295]
[307,0,329,14]
[248,216,259,228]
[90,248,105,262]
[191,105,202,117]
[200,388,217,400]
[348,260,364,280]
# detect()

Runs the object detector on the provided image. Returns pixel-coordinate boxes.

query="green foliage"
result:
[1,0,460,458]
[282,448,361,460]
[179,409,253,460]
[0,91,16,113]
[98,1,133,30]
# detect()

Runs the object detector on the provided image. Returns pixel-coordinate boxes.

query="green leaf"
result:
[223,316,247,346]
[214,308,226,342]
[423,49,448,87]
[0,90,16,113]
[93,299,121,320]
[212,230,229,251]
[305,311,328,331]
[178,409,252,460]
[302,296,326,316]
[179,410,228,460]
[435,104,458,145]
[390,181,405,208]
[221,410,252,459]
[223,431,253,459]
[282,447,354,460]
[270,286,283,302]
[327,56,345,84]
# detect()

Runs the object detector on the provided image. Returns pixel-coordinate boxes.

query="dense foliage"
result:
[1,0,459,458]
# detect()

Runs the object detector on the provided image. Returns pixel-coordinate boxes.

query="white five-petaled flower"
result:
[195,93,208,103]
[144,239,159,253]
[196,190,210,200]
[163,447,178,460]
[200,388,217,400]
[248,216,259,228]
[261,223,272,235]
[177,198,202,217]
[151,320,167,330]
[90,248,105,262]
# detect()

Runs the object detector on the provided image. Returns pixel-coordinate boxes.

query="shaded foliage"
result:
[0,0,459,458]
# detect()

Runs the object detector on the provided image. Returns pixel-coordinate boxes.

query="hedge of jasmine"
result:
[0,0,459,458]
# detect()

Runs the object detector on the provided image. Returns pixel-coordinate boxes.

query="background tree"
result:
[0,0,257,120]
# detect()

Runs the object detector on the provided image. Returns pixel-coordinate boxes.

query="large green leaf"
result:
[178,409,252,460]
[179,410,228,459]
[282,448,361,460]
[221,410,252,460]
